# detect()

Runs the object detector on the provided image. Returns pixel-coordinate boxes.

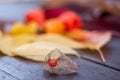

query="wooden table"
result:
[0,2,120,80]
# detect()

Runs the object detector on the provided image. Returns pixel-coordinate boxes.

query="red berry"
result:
[25,8,45,25]
[48,59,57,67]
[58,11,82,31]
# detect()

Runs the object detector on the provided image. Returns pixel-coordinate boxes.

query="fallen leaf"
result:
[12,41,80,62]
[0,35,15,56]
[81,31,112,50]
[82,31,111,62]
[35,34,85,49]
[0,34,36,56]
[12,34,36,45]
[67,29,112,62]
[0,29,111,62]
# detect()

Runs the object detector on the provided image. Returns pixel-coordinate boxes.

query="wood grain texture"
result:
[0,55,120,80]
[0,69,18,80]
[76,37,120,70]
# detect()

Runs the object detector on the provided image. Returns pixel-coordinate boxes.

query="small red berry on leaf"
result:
[48,59,57,67]
[58,11,82,31]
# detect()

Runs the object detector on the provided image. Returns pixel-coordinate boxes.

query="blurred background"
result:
[0,0,120,35]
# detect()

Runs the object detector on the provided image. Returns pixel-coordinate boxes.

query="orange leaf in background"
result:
[66,29,112,62]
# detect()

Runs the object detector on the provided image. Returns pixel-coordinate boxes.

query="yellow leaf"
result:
[35,34,85,48]
[0,36,15,56]
[0,34,36,56]
[12,41,80,62]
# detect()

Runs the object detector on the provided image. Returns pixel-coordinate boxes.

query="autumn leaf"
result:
[35,34,85,48]
[0,34,36,56]
[66,29,112,62]
[12,41,80,62]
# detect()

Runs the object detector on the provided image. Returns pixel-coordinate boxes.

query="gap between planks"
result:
[81,56,120,72]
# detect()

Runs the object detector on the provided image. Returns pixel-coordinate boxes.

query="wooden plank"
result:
[0,55,119,80]
[76,37,120,70]
[0,56,42,80]
[0,69,18,80]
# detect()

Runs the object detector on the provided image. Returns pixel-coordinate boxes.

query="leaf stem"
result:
[97,49,106,62]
